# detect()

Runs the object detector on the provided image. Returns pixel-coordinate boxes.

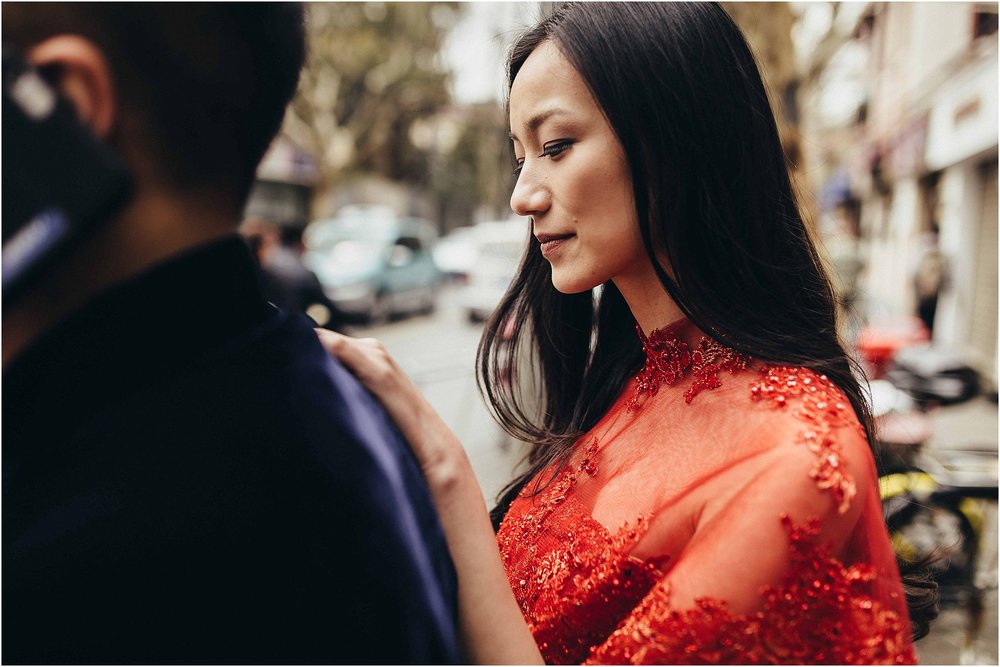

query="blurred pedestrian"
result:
[319,3,929,663]
[241,218,348,331]
[913,229,947,337]
[3,4,459,663]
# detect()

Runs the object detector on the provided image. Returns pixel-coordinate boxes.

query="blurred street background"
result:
[239,3,998,663]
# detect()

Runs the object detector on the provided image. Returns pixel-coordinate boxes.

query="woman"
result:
[320,4,928,663]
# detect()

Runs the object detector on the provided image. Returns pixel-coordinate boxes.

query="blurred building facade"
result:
[800,2,998,389]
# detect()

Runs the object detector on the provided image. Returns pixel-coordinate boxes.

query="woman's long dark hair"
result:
[478,2,936,639]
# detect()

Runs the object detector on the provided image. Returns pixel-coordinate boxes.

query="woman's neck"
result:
[613,271,684,337]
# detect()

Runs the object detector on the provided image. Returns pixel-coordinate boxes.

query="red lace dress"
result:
[497,318,916,664]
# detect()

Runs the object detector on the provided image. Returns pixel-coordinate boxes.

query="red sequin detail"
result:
[499,496,915,664]
[686,336,751,403]
[749,367,859,514]
[497,438,670,662]
[586,517,915,665]
[628,324,749,411]
[497,323,912,664]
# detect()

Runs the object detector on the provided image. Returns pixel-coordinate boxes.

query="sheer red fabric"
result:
[497,318,915,665]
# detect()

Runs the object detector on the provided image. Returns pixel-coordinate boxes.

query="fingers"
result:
[315,329,363,372]
[314,328,399,394]
[313,328,458,474]
[315,328,347,354]
[316,329,375,365]
[315,328,382,358]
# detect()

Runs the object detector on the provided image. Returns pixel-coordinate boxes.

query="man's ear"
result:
[27,35,117,139]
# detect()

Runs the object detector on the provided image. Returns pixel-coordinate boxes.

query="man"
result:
[3,4,459,663]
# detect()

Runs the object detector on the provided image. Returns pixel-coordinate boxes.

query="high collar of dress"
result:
[630,317,750,410]
[637,315,698,349]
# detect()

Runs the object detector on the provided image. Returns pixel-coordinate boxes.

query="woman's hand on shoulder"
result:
[315,334,545,664]
[316,330,409,398]
[315,329,469,492]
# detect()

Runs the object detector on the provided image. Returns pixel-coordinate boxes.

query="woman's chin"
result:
[550,273,600,295]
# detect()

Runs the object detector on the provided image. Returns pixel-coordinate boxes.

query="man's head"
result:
[3,3,306,216]
[1,3,307,364]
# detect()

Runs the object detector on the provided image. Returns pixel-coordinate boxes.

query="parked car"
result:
[303,207,442,323]
[432,226,478,283]
[456,219,530,323]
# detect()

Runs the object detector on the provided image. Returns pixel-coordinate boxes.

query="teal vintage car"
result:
[303,207,442,323]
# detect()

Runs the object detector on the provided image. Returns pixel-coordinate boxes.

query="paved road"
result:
[351,285,998,663]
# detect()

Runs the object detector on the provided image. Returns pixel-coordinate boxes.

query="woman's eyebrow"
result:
[508,107,571,141]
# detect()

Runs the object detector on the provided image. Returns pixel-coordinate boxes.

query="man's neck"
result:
[2,190,236,365]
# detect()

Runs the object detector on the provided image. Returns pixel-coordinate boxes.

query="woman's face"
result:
[509,40,649,295]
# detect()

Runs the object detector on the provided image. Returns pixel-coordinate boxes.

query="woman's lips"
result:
[536,233,574,258]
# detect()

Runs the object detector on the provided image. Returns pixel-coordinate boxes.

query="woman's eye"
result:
[541,140,574,159]
[511,140,571,177]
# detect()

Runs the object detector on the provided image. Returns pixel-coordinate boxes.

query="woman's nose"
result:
[510,168,551,217]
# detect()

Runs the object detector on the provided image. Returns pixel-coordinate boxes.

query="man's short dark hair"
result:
[3,2,306,210]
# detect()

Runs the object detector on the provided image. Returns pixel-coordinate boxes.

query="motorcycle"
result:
[864,344,996,661]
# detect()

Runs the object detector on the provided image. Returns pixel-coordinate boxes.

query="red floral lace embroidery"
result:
[749,367,860,514]
[586,516,915,665]
[497,445,668,663]
[686,336,751,403]
[628,324,749,411]
[497,437,608,613]
[497,332,911,663]
[499,495,914,663]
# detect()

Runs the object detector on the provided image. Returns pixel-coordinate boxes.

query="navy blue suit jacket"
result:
[3,237,460,664]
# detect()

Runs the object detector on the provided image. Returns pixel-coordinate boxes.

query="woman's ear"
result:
[27,35,117,138]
